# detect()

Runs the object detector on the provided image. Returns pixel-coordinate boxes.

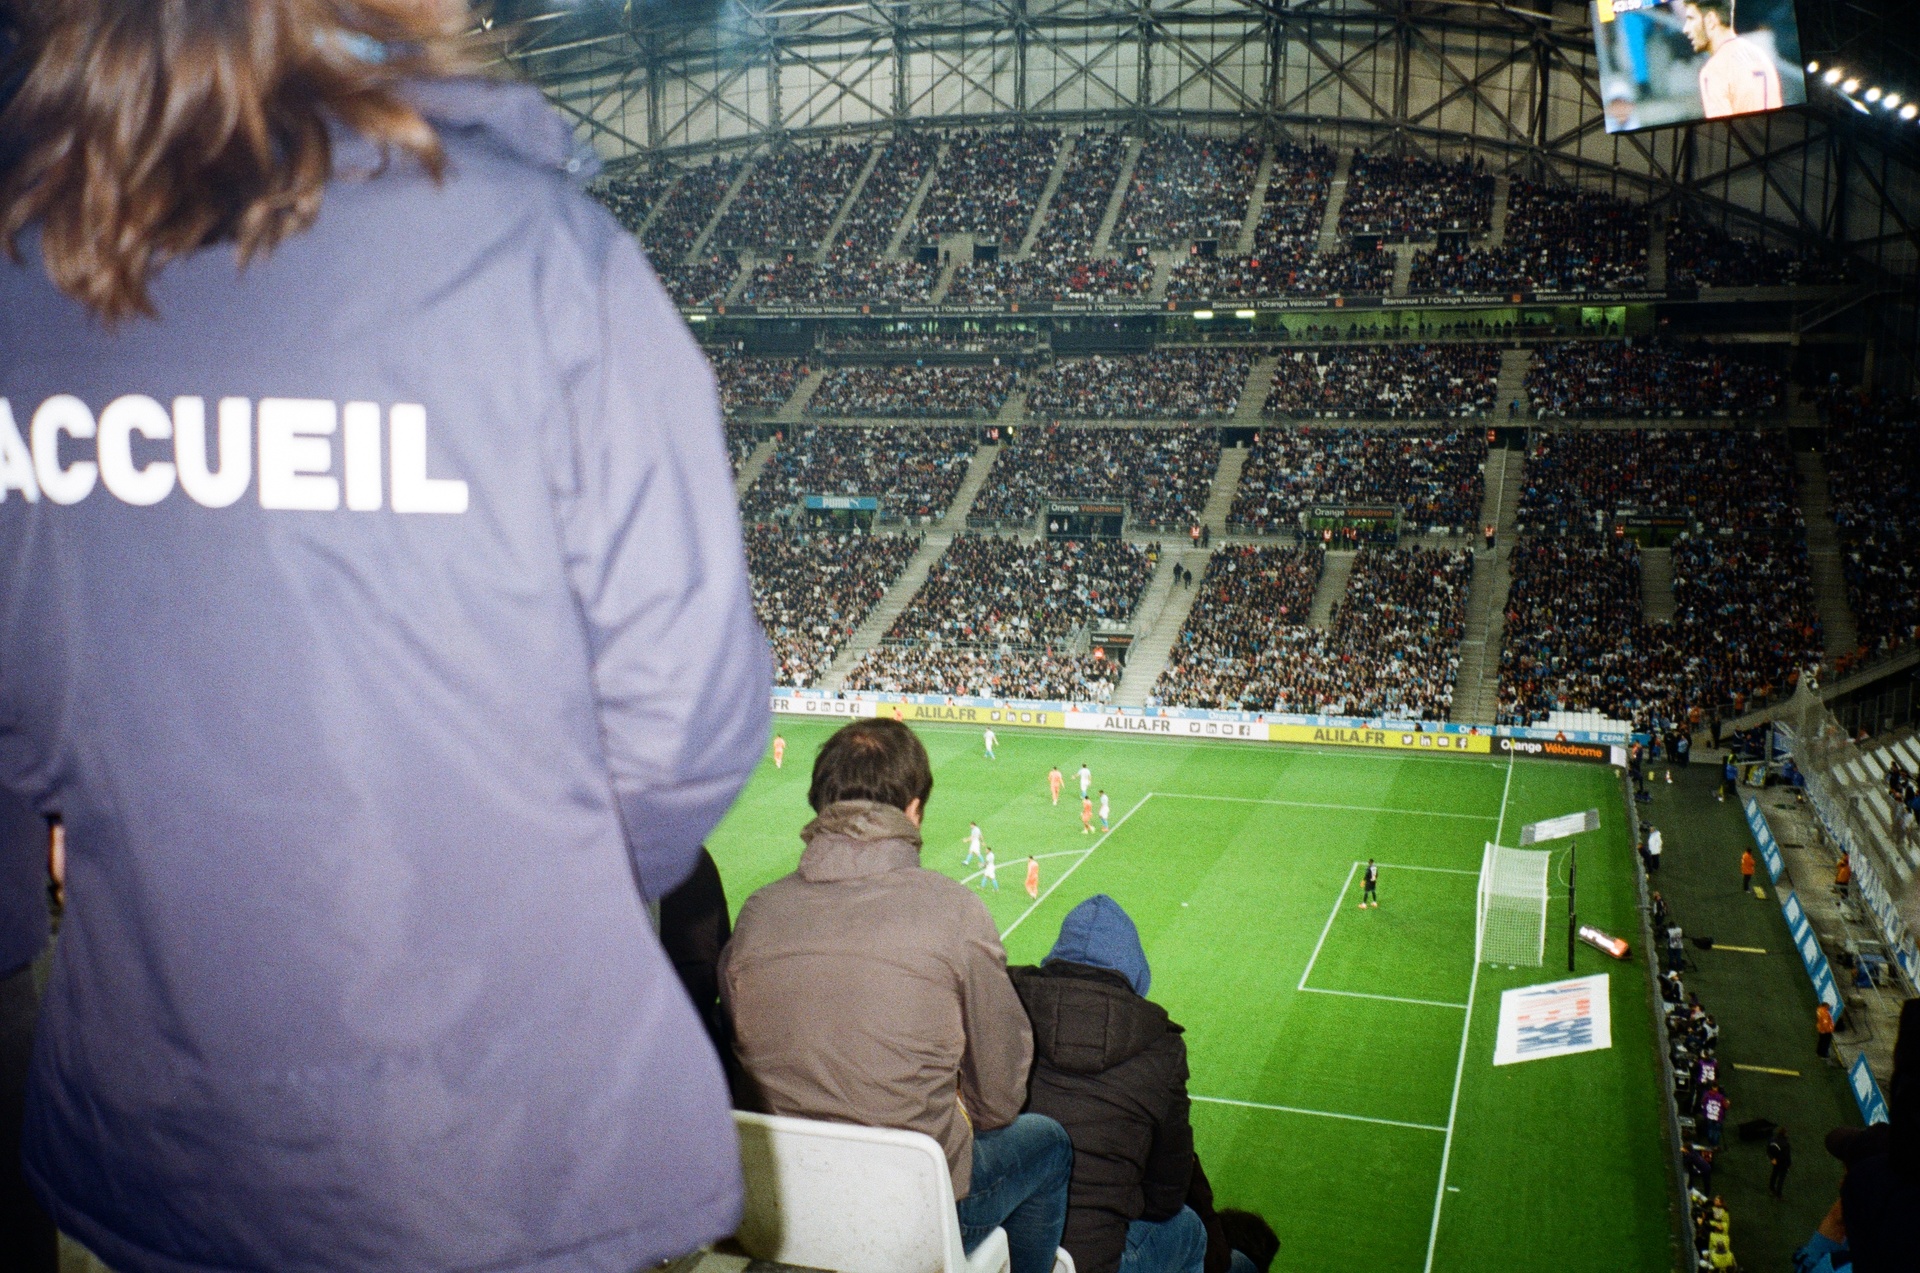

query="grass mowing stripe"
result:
[1154,792,1498,822]
[999,792,1152,941]
[1424,749,1514,1273]
[1191,1094,1447,1133]
[1298,861,1361,990]
[1300,987,1469,1010]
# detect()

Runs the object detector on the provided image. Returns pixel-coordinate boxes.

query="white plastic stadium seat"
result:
[733,1110,1011,1273]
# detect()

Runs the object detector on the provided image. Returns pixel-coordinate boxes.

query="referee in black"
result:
[1362,859,1380,908]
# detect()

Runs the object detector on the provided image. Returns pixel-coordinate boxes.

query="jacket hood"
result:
[796,800,924,883]
[1013,962,1173,1075]
[1045,894,1150,995]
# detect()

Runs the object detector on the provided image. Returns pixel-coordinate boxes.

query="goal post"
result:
[1478,842,1552,967]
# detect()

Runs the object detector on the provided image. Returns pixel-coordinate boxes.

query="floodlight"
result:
[1886,94,1902,109]
[1193,310,1215,319]
[1823,68,1843,84]
[1903,103,1919,120]
[1807,60,1819,73]
[1866,87,1882,102]
[1843,78,1860,93]
[1235,309,1257,319]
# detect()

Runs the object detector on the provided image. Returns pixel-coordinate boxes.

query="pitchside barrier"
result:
[1848,1054,1891,1127]
[772,689,1630,760]
[1780,890,1846,1022]
[1740,795,1786,884]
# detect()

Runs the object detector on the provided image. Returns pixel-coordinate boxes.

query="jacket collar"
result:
[797,800,924,883]
[333,77,600,185]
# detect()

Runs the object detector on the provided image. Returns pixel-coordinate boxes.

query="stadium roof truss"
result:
[488,0,1920,280]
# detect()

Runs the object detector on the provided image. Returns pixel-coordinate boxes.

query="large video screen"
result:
[1592,0,1806,133]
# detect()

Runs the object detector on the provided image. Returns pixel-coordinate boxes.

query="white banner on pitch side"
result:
[1492,974,1613,1066]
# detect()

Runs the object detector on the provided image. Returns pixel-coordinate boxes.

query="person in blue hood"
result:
[1013,895,1269,1273]
[0,2,767,1269]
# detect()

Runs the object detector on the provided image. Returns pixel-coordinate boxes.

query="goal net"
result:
[1477,843,1551,967]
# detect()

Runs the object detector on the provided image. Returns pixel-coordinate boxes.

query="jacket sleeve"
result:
[545,217,771,899]
[1139,1032,1195,1222]
[954,909,1033,1133]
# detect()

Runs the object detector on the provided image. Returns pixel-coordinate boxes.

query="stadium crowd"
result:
[709,350,803,417]
[1033,131,1128,255]
[914,129,1060,246]
[806,364,1017,418]
[966,426,1220,531]
[1117,133,1263,247]
[725,423,760,476]
[946,255,1154,305]
[711,141,868,252]
[1525,340,1787,418]
[1665,208,1849,288]
[641,156,745,263]
[589,170,669,234]
[1261,345,1499,419]
[659,255,740,308]
[1027,349,1252,419]
[881,535,1155,647]
[740,424,977,522]
[1229,425,1489,534]
[746,527,923,687]
[1408,179,1648,295]
[1337,151,1493,237]
[1514,429,1801,533]
[844,644,1121,702]
[1498,534,1648,726]
[1823,393,1920,658]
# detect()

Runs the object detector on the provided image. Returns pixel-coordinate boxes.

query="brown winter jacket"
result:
[719,800,1034,1197]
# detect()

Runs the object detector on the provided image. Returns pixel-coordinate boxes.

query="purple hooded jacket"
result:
[0,79,768,1271]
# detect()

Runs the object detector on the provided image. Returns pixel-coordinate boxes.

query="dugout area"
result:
[710,720,1680,1273]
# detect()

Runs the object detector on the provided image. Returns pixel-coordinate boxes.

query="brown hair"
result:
[808,719,934,814]
[0,0,474,323]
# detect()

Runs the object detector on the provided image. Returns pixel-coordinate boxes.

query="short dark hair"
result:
[809,719,934,813]
[1687,0,1734,23]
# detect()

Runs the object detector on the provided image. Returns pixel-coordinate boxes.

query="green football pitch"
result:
[707,720,1681,1273]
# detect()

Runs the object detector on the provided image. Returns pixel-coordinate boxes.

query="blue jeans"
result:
[956,1114,1072,1273]
[1120,1206,1209,1273]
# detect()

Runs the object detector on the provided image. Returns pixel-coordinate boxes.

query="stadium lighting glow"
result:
[1904,104,1919,120]
[1866,87,1883,102]
[1235,309,1257,319]
[1823,68,1843,84]
[1885,94,1901,109]
[1193,310,1215,319]
[1807,61,1819,73]
[1843,78,1860,93]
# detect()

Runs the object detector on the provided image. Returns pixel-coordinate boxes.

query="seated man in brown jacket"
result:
[721,718,1071,1273]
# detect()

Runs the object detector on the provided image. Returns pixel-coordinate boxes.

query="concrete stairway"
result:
[778,367,831,423]
[820,533,949,690]
[685,157,758,264]
[995,390,1028,425]
[1390,243,1415,298]
[885,142,949,258]
[1199,445,1249,535]
[815,143,886,262]
[1237,143,1275,255]
[1308,550,1357,628]
[1488,176,1511,246]
[1232,354,1278,424]
[1495,346,1531,421]
[1640,547,1677,623]
[734,438,776,499]
[1112,548,1212,707]
[1018,136,1076,258]
[1314,148,1352,255]
[1147,250,1177,303]
[1647,222,1668,290]
[939,445,1002,531]
[633,173,680,242]
[1449,446,1522,724]
[1093,137,1144,255]
[1796,450,1861,659]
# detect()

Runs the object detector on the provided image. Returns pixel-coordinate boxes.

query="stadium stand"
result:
[740,424,978,523]
[1823,393,1920,658]
[1150,544,1324,709]
[711,141,869,252]
[1408,179,1649,294]
[1027,350,1251,419]
[1337,151,1493,237]
[1514,429,1802,532]
[845,643,1123,703]
[746,526,923,688]
[965,425,1220,532]
[1498,533,1648,726]
[1229,425,1489,534]
[1164,140,1343,299]
[660,255,740,308]
[1525,340,1787,418]
[590,169,670,234]
[1034,131,1128,254]
[1261,345,1500,419]
[806,365,1016,418]
[912,128,1060,246]
[642,156,746,262]
[1665,207,1849,288]
[725,423,760,477]
[711,350,803,418]
[945,254,1153,304]
[1116,134,1262,246]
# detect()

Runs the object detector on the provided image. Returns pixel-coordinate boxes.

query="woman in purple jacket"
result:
[0,2,769,1269]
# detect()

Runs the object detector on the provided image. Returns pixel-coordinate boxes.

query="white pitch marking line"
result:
[959,848,1092,887]
[1297,861,1360,991]
[1152,792,1498,822]
[1299,987,1470,1010]
[1000,793,1153,940]
[1424,750,1514,1273]
[1191,1095,1446,1134]
[1374,862,1480,876]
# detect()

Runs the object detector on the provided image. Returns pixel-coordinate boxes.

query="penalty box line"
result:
[1296,860,1479,1006]
[1000,792,1153,941]
[1190,1094,1446,1134]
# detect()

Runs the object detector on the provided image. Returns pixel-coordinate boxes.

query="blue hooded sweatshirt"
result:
[0,79,768,1271]
[1046,894,1151,997]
